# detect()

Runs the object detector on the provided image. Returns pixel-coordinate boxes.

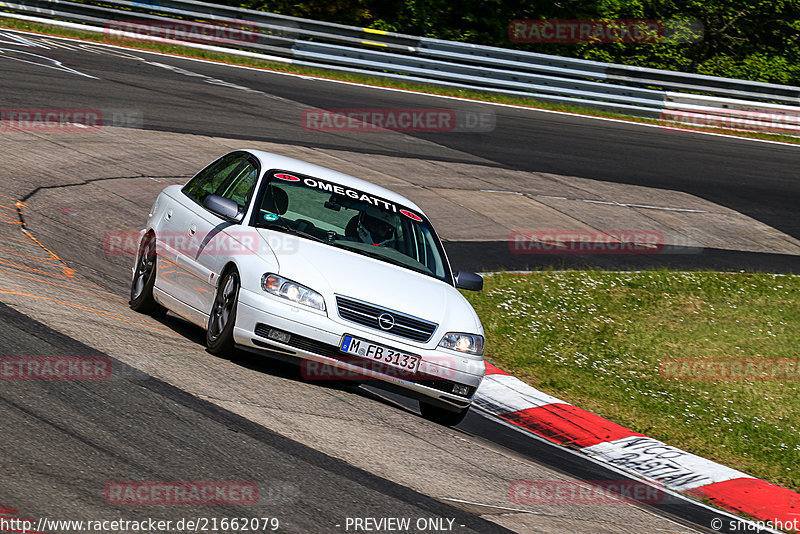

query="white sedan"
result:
[130,150,486,425]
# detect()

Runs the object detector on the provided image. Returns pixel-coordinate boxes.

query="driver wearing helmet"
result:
[357,206,396,247]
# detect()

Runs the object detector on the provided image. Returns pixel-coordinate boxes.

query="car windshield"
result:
[253,170,451,283]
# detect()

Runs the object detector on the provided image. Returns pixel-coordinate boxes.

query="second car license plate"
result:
[340,335,420,373]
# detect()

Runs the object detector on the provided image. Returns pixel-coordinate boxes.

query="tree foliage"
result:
[235,0,800,86]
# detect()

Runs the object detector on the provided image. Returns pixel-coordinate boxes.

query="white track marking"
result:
[0,30,48,47]
[0,47,97,78]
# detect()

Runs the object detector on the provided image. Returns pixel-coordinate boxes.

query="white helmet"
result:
[357,206,396,246]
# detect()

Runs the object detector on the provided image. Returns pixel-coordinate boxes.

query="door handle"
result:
[165,209,173,221]
[189,224,197,236]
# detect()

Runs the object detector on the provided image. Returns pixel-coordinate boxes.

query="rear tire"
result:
[206,268,240,356]
[419,401,469,426]
[130,234,166,315]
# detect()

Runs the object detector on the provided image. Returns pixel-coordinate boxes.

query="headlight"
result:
[261,273,326,311]
[438,332,484,356]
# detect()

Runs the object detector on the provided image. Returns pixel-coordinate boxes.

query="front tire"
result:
[206,268,240,356]
[130,234,166,315]
[419,401,469,426]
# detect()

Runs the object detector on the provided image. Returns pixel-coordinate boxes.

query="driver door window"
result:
[217,160,259,211]
[182,152,249,205]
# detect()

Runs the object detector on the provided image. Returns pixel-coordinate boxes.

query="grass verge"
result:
[1,15,800,145]
[464,270,800,492]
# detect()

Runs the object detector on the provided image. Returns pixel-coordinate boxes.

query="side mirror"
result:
[203,195,243,223]
[454,270,483,291]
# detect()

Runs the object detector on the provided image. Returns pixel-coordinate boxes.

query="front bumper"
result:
[234,288,485,411]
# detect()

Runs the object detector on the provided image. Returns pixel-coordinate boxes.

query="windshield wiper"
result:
[260,222,326,244]
[333,242,433,277]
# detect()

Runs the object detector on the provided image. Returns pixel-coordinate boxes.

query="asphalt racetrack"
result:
[0,29,797,533]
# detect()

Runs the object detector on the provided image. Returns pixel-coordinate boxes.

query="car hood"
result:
[256,229,477,329]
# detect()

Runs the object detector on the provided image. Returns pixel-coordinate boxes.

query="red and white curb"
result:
[474,363,800,525]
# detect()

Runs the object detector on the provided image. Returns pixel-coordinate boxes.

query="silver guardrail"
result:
[3,0,800,132]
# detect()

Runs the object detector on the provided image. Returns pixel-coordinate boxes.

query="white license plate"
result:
[339,335,420,374]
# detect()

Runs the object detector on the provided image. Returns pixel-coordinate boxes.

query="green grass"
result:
[464,270,800,492]
[2,16,800,145]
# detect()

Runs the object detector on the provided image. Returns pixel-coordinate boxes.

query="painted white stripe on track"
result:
[472,406,782,534]
[581,436,752,492]
[474,374,565,414]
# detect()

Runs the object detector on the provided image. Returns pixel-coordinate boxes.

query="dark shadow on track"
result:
[445,242,800,273]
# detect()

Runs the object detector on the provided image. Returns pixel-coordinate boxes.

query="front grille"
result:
[286,333,341,358]
[254,323,340,357]
[335,296,437,343]
[253,323,472,397]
